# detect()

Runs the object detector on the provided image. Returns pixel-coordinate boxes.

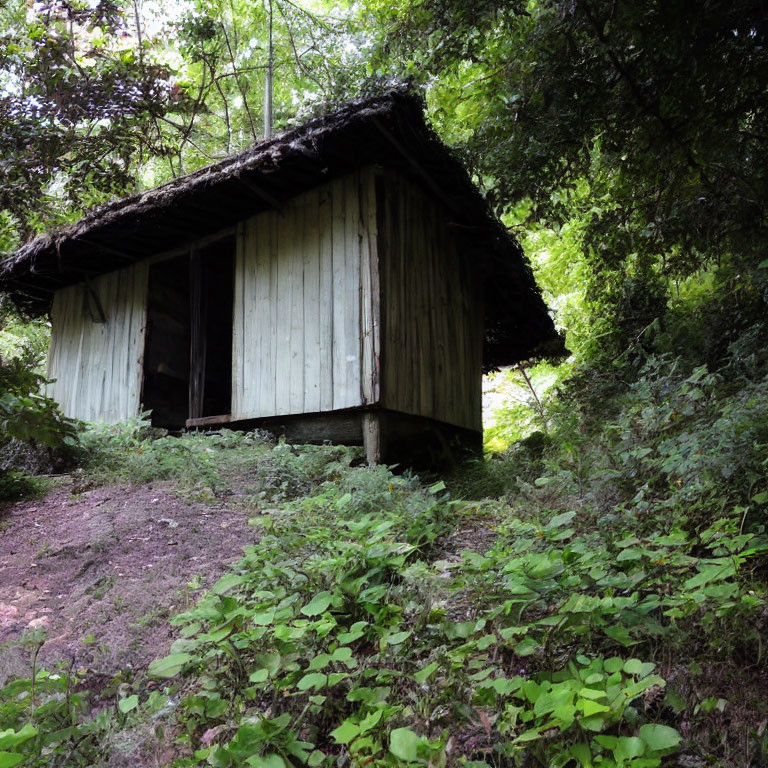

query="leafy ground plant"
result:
[132,442,763,767]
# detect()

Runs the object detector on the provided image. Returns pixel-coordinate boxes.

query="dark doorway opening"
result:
[142,235,235,430]
[190,237,235,421]
[142,254,191,429]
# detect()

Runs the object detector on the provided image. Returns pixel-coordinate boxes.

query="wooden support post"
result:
[362,412,385,464]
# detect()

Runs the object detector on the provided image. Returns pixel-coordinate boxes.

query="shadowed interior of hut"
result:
[142,254,190,428]
[141,236,234,430]
[193,236,234,422]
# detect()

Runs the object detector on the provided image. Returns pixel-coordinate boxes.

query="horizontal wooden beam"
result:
[186,414,232,427]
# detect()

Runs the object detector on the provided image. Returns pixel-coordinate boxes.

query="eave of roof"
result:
[0,86,565,368]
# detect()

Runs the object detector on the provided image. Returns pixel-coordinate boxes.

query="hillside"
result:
[0,385,766,767]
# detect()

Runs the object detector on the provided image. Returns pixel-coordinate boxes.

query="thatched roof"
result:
[0,87,564,369]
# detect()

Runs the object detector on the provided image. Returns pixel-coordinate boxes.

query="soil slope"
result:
[0,478,255,682]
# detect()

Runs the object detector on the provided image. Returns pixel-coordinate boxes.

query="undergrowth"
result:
[2,355,768,767]
[75,418,275,492]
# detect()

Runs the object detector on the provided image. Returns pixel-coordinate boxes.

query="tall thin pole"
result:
[264,0,274,139]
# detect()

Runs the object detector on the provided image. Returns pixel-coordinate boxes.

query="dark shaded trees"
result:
[371,0,768,360]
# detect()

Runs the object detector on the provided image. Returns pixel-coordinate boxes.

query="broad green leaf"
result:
[569,742,592,766]
[389,727,424,761]
[297,673,327,691]
[446,621,477,639]
[579,713,609,731]
[308,653,332,671]
[118,694,139,714]
[578,699,610,716]
[358,708,384,734]
[615,736,645,760]
[579,688,607,700]
[616,548,643,562]
[413,662,438,684]
[255,652,281,675]
[490,677,523,695]
[514,726,545,743]
[522,680,543,703]
[332,647,353,663]
[148,652,192,679]
[604,625,634,646]
[0,725,37,750]
[684,562,735,590]
[249,668,269,683]
[247,754,286,768]
[553,703,577,726]
[386,630,412,645]
[211,573,244,594]
[330,720,360,745]
[663,688,686,713]
[337,621,368,643]
[623,658,644,675]
[514,637,539,656]
[639,724,682,752]
[534,688,574,716]
[547,511,576,528]
[301,592,333,617]
[0,753,25,768]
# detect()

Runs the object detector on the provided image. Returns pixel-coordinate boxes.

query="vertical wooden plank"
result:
[100,271,116,421]
[360,168,380,406]
[288,198,305,414]
[303,188,321,413]
[381,173,398,414]
[59,284,78,416]
[253,215,271,417]
[274,202,292,415]
[331,176,347,410]
[128,261,148,421]
[71,287,86,420]
[266,212,283,415]
[318,186,334,412]
[232,221,245,418]
[244,217,260,417]
[344,172,361,407]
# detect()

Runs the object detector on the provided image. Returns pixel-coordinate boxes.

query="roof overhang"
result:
[0,87,565,368]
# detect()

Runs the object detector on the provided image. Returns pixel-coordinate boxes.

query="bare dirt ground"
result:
[0,478,256,682]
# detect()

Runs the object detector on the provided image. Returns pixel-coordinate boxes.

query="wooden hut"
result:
[0,89,563,463]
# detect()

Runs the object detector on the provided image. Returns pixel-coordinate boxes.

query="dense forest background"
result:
[1,1,768,766]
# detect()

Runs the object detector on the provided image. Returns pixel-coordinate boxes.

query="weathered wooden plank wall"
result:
[233,170,378,420]
[47,262,148,422]
[378,171,483,433]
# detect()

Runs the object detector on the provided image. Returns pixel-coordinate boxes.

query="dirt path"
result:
[0,479,256,681]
